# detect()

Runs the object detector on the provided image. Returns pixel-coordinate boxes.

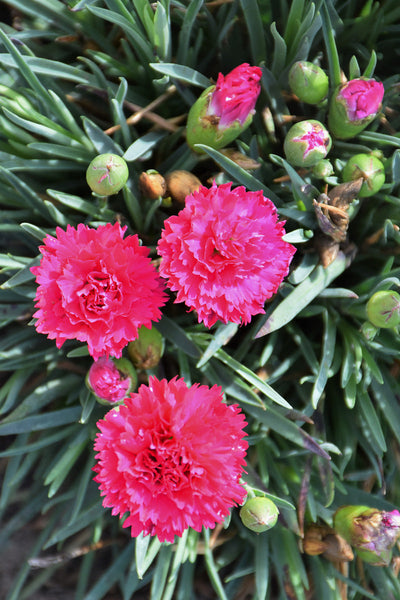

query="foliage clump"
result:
[1,1,400,599]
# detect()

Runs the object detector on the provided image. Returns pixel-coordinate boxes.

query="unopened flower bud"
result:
[366,290,400,329]
[139,170,167,199]
[288,61,329,105]
[186,63,262,152]
[334,505,400,565]
[328,78,384,139]
[86,153,129,196]
[165,170,202,206]
[127,325,164,370]
[239,496,279,533]
[312,159,334,179]
[284,120,332,167]
[342,153,385,197]
[360,320,379,341]
[86,356,137,405]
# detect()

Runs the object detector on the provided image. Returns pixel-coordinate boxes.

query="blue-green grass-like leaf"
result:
[239,0,267,65]
[197,322,238,368]
[45,502,107,548]
[311,310,336,408]
[150,62,211,88]
[156,316,200,358]
[136,534,162,580]
[176,0,204,66]
[84,542,134,600]
[87,5,154,63]
[215,349,292,409]
[0,407,82,435]
[123,131,167,161]
[255,252,349,338]
[255,534,269,600]
[82,117,123,155]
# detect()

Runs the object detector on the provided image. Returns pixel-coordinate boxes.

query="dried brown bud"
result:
[165,170,202,205]
[139,170,167,199]
[303,524,354,562]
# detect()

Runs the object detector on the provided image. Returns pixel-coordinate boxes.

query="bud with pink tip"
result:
[284,120,332,167]
[86,356,137,405]
[186,63,262,152]
[328,78,384,139]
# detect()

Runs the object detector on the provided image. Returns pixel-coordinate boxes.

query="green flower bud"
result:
[239,496,279,533]
[127,325,164,370]
[342,153,385,197]
[312,159,334,179]
[284,120,332,167]
[288,61,329,105]
[334,505,400,566]
[360,320,379,341]
[366,290,400,329]
[86,153,129,196]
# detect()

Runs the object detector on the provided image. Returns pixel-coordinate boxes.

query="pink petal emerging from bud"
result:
[207,63,262,129]
[338,78,384,121]
[88,357,132,403]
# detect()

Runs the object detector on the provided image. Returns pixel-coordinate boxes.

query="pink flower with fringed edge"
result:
[157,182,296,328]
[93,376,248,543]
[31,223,167,359]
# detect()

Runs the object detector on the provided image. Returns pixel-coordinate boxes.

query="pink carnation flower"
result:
[88,357,131,403]
[31,223,167,359]
[338,78,384,121]
[157,183,296,328]
[207,63,262,129]
[93,376,248,543]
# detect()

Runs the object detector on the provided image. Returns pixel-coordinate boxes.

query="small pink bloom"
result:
[93,376,248,543]
[88,357,131,403]
[157,182,296,328]
[31,223,167,359]
[338,78,384,121]
[207,63,262,129]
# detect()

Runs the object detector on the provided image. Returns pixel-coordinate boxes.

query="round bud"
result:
[86,153,129,196]
[165,170,202,205]
[288,61,329,105]
[366,290,400,329]
[127,325,164,370]
[284,120,332,167]
[342,153,385,197]
[239,496,279,533]
[312,159,334,179]
[139,170,167,199]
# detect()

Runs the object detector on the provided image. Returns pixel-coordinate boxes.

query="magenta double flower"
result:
[31,223,167,359]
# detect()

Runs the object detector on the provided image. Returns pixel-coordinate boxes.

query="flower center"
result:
[77,268,122,316]
[137,430,191,495]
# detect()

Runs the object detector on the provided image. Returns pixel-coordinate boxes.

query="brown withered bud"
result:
[220,148,261,170]
[165,170,202,205]
[139,170,167,199]
[303,524,354,563]
[313,178,363,267]
[313,178,363,243]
